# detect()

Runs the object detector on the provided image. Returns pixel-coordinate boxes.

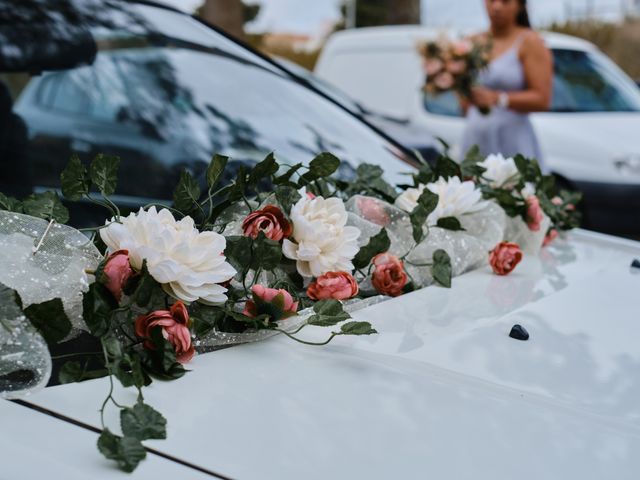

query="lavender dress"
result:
[460,35,544,167]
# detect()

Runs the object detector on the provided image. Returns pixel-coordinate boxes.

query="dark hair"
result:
[516,0,531,27]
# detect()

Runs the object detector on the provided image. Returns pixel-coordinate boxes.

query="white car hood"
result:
[532,112,640,184]
[20,230,640,479]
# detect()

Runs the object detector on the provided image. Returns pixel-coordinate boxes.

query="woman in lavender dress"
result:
[461,0,553,168]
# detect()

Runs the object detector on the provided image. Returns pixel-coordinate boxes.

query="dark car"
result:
[0,0,418,225]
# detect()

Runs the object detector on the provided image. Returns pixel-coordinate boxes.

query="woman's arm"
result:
[471,31,553,113]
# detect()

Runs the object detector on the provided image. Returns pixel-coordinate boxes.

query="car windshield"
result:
[0,0,412,210]
[423,47,640,115]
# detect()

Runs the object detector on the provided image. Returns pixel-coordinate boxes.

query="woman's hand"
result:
[471,87,499,109]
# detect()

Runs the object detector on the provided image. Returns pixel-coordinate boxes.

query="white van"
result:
[315,26,640,234]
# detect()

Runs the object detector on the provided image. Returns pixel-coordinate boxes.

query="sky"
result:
[161,0,633,35]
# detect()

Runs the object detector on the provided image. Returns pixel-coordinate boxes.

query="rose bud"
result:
[357,197,390,227]
[307,271,359,301]
[525,195,544,232]
[242,205,292,241]
[489,242,523,276]
[243,285,298,321]
[543,229,559,247]
[135,301,195,364]
[102,249,134,302]
[371,253,408,297]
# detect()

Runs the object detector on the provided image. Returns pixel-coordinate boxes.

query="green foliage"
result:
[89,153,120,197]
[0,283,23,329]
[306,299,351,327]
[24,298,72,345]
[248,152,278,186]
[433,154,461,180]
[189,304,226,337]
[339,321,377,335]
[460,145,486,178]
[275,185,301,214]
[82,283,118,337]
[60,154,89,200]
[120,401,167,441]
[431,249,452,288]
[22,191,69,223]
[206,154,229,189]
[410,188,439,244]
[0,192,22,212]
[97,429,147,473]
[301,152,341,182]
[173,170,201,212]
[353,228,390,269]
[436,216,464,231]
[251,232,283,270]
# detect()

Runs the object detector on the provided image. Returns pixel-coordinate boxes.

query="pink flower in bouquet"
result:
[543,229,559,247]
[371,253,407,297]
[307,271,359,301]
[489,242,523,276]
[566,203,576,212]
[135,301,195,364]
[446,59,466,75]
[452,39,473,56]
[424,57,444,76]
[357,197,390,227]
[306,191,316,199]
[242,204,292,241]
[243,285,299,321]
[525,195,544,232]
[434,71,454,90]
[102,249,134,302]
[551,196,563,206]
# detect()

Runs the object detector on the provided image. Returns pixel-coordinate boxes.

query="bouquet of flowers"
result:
[0,147,581,472]
[418,36,492,113]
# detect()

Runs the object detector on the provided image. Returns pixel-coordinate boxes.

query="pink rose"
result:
[371,253,408,297]
[357,197,390,227]
[306,191,316,199]
[489,242,523,276]
[102,249,134,302]
[525,195,544,232]
[307,271,359,301]
[446,59,466,75]
[243,284,298,321]
[566,203,576,212]
[543,229,559,247]
[551,196,563,206]
[452,39,472,56]
[434,71,454,90]
[135,301,195,364]
[424,57,443,76]
[242,204,292,241]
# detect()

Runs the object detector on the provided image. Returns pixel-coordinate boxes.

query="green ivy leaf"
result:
[248,152,278,186]
[275,186,301,214]
[97,429,147,473]
[339,321,377,335]
[206,154,229,189]
[121,401,167,441]
[24,298,72,345]
[302,152,340,181]
[58,360,107,384]
[82,283,117,337]
[173,170,201,212]
[0,283,23,329]
[353,228,390,269]
[307,299,351,327]
[60,154,89,200]
[224,235,253,272]
[410,188,439,244]
[130,260,157,308]
[356,163,384,182]
[431,249,452,288]
[22,191,69,223]
[434,154,461,179]
[436,216,464,231]
[89,153,120,197]
[0,192,22,213]
[190,304,225,337]
[251,232,282,270]
[274,162,304,186]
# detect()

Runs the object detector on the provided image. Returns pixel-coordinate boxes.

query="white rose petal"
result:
[283,190,361,278]
[100,207,236,304]
[477,153,520,189]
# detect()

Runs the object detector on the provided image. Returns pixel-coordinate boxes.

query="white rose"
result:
[426,176,487,224]
[521,182,536,199]
[100,207,236,305]
[282,191,360,277]
[477,153,520,189]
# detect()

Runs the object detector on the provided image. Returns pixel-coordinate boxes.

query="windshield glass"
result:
[0,0,412,215]
[423,47,640,116]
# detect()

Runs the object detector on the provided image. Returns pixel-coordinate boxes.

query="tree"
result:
[339,0,421,29]
[197,0,260,38]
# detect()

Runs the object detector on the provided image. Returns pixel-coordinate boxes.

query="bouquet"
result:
[418,36,491,114]
[0,147,581,472]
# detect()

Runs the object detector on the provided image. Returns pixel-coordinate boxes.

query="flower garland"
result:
[0,147,581,472]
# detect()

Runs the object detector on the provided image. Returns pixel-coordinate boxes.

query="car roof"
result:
[325,25,597,52]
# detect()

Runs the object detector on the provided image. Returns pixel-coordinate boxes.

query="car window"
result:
[551,48,640,112]
[0,0,412,214]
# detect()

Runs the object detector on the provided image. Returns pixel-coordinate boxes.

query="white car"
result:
[315,26,640,235]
